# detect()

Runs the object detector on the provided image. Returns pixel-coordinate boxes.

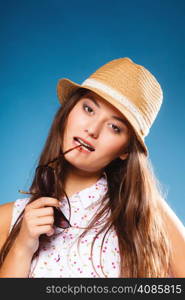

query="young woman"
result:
[0,58,185,278]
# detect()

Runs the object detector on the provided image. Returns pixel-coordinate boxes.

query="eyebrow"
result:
[84,95,129,126]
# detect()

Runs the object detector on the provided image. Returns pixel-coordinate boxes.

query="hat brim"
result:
[57,78,148,156]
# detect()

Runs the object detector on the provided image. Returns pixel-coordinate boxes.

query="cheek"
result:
[99,136,126,157]
[101,131,130,156]
[108,145,123,159]
[64,111,79,135]
[67,107,87,131]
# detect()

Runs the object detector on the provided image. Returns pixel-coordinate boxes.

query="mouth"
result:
[73,137,95,152]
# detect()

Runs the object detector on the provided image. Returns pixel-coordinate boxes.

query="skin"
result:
[0,92,185,277]
[62,91,131,195]
[0,91,132,277]
[0,197,61,277]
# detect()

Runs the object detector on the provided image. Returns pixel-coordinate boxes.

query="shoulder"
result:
[158,197,185,277]
[0,201,15,250]
[0,201,14,230]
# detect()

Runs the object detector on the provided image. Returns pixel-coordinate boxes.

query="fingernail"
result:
[47,232,53,237]
[58,201,62,206]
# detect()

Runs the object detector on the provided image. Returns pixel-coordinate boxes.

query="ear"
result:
[119,152,129,160]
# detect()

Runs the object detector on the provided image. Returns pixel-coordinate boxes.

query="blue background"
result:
[1,0,185,224]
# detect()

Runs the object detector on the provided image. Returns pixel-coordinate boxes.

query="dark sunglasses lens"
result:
[53,207,70,229]
[36,166,55,196]
[35,165,71,229]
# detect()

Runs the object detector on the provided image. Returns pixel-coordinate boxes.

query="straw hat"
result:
[57,57,163,156]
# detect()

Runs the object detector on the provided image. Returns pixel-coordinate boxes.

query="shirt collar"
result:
[54,174,108,234]
[78,174,108,209]
[68,173,108,209]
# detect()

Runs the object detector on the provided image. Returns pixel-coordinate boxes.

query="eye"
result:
[83,103,94,114]
[109,123,122,134]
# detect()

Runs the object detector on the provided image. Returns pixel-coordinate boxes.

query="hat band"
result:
[82,78,149,136]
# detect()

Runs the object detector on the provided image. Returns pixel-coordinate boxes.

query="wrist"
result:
[12,239,35,259]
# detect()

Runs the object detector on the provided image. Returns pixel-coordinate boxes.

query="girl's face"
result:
[62,92,131,174]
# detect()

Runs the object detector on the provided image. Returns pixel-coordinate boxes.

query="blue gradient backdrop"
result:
[1,0,185,224]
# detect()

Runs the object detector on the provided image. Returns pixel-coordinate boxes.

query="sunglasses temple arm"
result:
[63,144,81,155]
[45,144,81,165]
[18,145,82,194]
[18,190,33,194]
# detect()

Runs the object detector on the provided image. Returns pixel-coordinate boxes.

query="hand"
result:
[14,197,61,256]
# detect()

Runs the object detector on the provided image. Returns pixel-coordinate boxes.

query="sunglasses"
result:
[19,144,81,229]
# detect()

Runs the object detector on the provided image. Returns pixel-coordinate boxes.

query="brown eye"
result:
[83,104,94,114]
[109,123,121,134]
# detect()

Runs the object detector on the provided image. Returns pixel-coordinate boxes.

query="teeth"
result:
[80,145,91,152]
[75,137,94,151]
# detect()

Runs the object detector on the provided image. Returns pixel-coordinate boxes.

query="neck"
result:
[63,164,103,198]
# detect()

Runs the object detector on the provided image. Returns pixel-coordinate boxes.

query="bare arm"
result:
[0,202,14,250]
[0,198,61,278]
[0,241,34,278]
[0,201,33,277]
[159,198,185,277]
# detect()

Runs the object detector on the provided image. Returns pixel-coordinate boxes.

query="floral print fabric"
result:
[9,175,120,277]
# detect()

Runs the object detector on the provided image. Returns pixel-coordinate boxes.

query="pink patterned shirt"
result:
[9,175,120,277]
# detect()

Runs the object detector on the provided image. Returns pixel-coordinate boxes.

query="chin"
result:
[66,159,100,174]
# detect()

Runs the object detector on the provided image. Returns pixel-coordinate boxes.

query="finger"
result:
[29,207,54,217]
[27,197,61,209]
[36,216,54,226]
[34,225,54,236]
[46,230,55,237]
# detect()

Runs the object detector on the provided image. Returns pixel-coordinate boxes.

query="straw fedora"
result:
[57,57,163,156]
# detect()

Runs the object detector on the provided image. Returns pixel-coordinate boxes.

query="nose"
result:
[84,122,101,139]
[84,128,98,138]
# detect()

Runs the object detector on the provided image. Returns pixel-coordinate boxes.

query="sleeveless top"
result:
[9,175,121,277]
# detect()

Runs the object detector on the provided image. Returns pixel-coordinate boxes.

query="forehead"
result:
[81,91,121,114]
[80,91,133,130]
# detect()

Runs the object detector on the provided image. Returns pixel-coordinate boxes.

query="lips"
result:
[73,137,95,151]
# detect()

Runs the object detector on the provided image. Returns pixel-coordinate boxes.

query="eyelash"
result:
[83,103,122,134]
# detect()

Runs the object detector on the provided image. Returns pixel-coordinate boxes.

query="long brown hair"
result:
[0,87,172,277]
